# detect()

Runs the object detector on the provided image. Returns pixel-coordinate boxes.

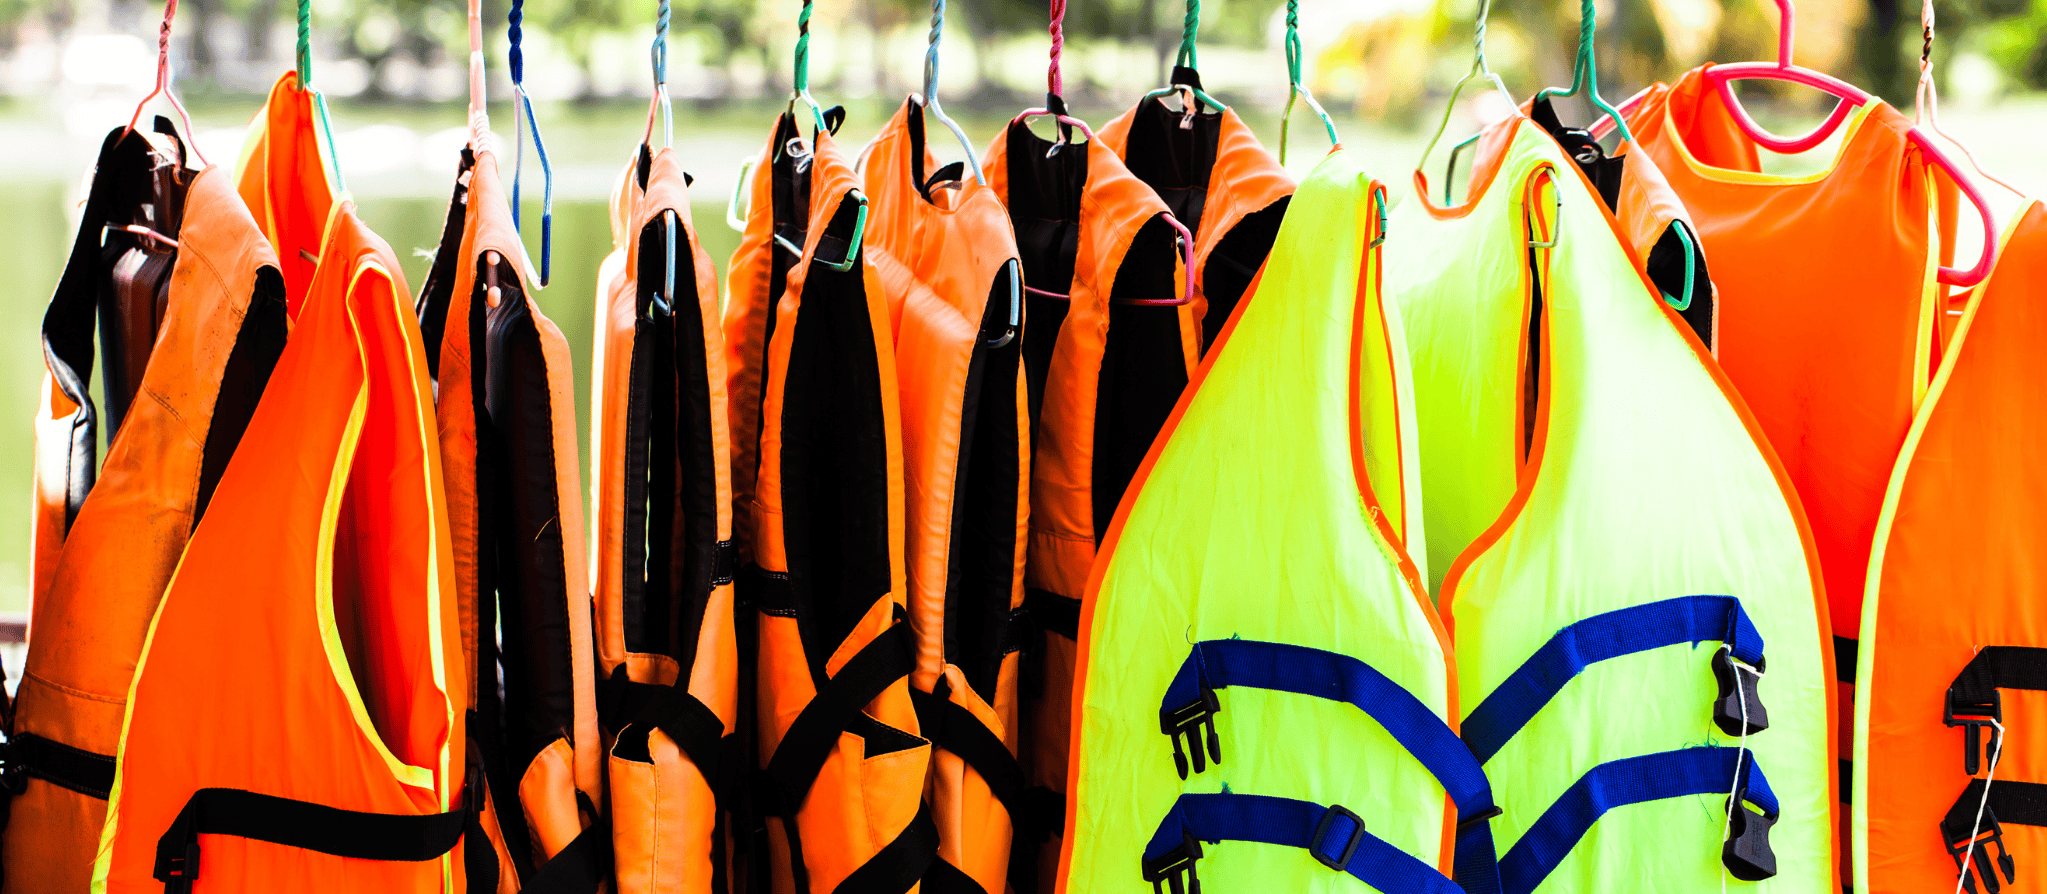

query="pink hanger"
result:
[1595,0,1997,285]
[1008,0,1194,308]
[123,0,207,167]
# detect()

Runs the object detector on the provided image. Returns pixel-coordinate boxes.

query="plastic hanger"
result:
[1007,0,1194,308]
[1416,0,1518,194]
[785,0,831,145]
[1276,0,1340,165]
[295,0,347,194]
[1140,0,1229,120]
[640,0,673,150]
[920,0,984,184]
[1912,0,2024,202]
[1533,0,1635,145]
[123,0,206,167]
[508,0,554,284]
[1590,0,1996,285]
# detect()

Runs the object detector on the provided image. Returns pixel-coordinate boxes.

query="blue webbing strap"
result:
[1142,793,1464,894]
[1159,640,1503,894]
[1461,595,1765,764]
[1497,746,1777,894]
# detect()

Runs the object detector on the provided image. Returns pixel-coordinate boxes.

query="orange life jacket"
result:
[981,118,1190,894]
[590,145,739,894]
[5,124,286,894]
[732,122,934,894]
[1856,201,2047,894]
[1626,69,1956,875]
[235,71,336,319]
[1097,89,1293,349]
[862,98,1030,894]
[416,137,602,891]
[92,194,470,893]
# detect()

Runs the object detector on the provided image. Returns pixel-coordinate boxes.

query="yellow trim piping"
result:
[1661,101,1876,187]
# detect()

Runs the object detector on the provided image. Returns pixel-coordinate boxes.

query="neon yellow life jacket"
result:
[1058,149,1498,894]
[1389,117,1837,893]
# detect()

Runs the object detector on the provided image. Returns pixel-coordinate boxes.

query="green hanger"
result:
[295,0,346,194]
[1417,0,1518,195]
[1143,0,1230,113]
[1534,0,1636,145]
[1277,0,1340,165]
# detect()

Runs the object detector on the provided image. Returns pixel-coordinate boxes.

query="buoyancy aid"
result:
[415,133,602,891]
[1624,74,1955,814]
[590,145,739,894]
[1855,202,2047,894]
[235,71,337,317]
[981,119,1190,892]
[91,194,469,893]
[1058,147,1501,894]
[1520,96,1716,348]
[1390,117,1837,892]
[6,124,286,894]
[861,98,1030,894]
[1096,76,1295,348]
[731,122,936,894]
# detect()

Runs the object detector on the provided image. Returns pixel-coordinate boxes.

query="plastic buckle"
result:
[1947,687,2004,776]
[1721,795,1780,881]
[1142,831,1203,894]
[1160,683,1222,779]
[1310,804,1366,872]
[1455,804,1504,834]
[0,741,22,796]
[1946,809,2017,894]
[153,833,202,894]
[1711,648,1771,737]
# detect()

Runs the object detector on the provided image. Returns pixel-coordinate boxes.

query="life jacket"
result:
[981,118,1190,893]
[91,192,470,893]
[5,124,286,894]
[1624,77,1955,859]
[1096,73,1295,350]
[591,144,739,894]
[235,71,337,318]
[415,134,602,892]
[731,122,935,894]
[1519,96,1716,348]
[1058,146,1502,894]
[861,98,1030,894]
[1390,116,1837,892]
[1855,201,2047,894]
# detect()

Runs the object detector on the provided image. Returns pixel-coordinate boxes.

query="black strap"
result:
[712,539,737,586]
[153,787,467,894]
[1942,780,2047,894]
[634,685,727,782]
[921,852,989,894]
[1835,636,1858,685]
[829,804,938,894]
[5,731,115,800]
[743,564,797,618]
[1022,589,1079,641]
[762,623,914,816]
[909,687,1028,822]
[1948,647,2047,774]
[520,818,612,894]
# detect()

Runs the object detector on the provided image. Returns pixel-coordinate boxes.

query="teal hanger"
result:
[1277,0,1340,165]
[1417,0,1517,196]
[1534,0,1636,144]
[789,0,830,135]
[1142,0,1229,114]
[295,0,346,193]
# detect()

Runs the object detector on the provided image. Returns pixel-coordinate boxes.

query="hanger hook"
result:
[923,0,984,184]
[1532,0,1636,144]
[642,0,673,149]
[1416,0,1517,183]
[1277,0,1339,165]
[509,0,554,285]
[124,0,207,166]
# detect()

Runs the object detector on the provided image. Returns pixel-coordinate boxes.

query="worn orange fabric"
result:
[235,71,335,317]
[92,197,466,893]
[415,134,599,887]
[739,125,930,894]
[7,127,285,894]
[983,119,1188,893]
[1097,100,1293,349]
[1857,202,2047,893]
[864,98,1029,894]
[591,146,737,894]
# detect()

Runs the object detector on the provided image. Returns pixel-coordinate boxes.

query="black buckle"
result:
[1455,804,1504,834]
[153,820,203,894]
[1142,831,1203,894]
[1711,649,1770,736]
[1721,796,1779,881]
[1160,683,1222,779]
[1947,807,2017,894]
[1309,804,1366,872]
[1947,687,2004,776]
[0,740,22,797]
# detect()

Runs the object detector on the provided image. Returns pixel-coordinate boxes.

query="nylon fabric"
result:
[91,190,465,893]
[1142,793,1463,894]
[863,97,1029,894]
[7,124,285,894]
[1856,202,2047,893]
[1390,117,1835,893]
[1060,149,1458,894]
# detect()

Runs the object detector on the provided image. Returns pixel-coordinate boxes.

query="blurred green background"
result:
[2,0,2046,619]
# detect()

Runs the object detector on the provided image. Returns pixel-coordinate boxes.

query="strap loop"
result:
[152,787,468,894]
